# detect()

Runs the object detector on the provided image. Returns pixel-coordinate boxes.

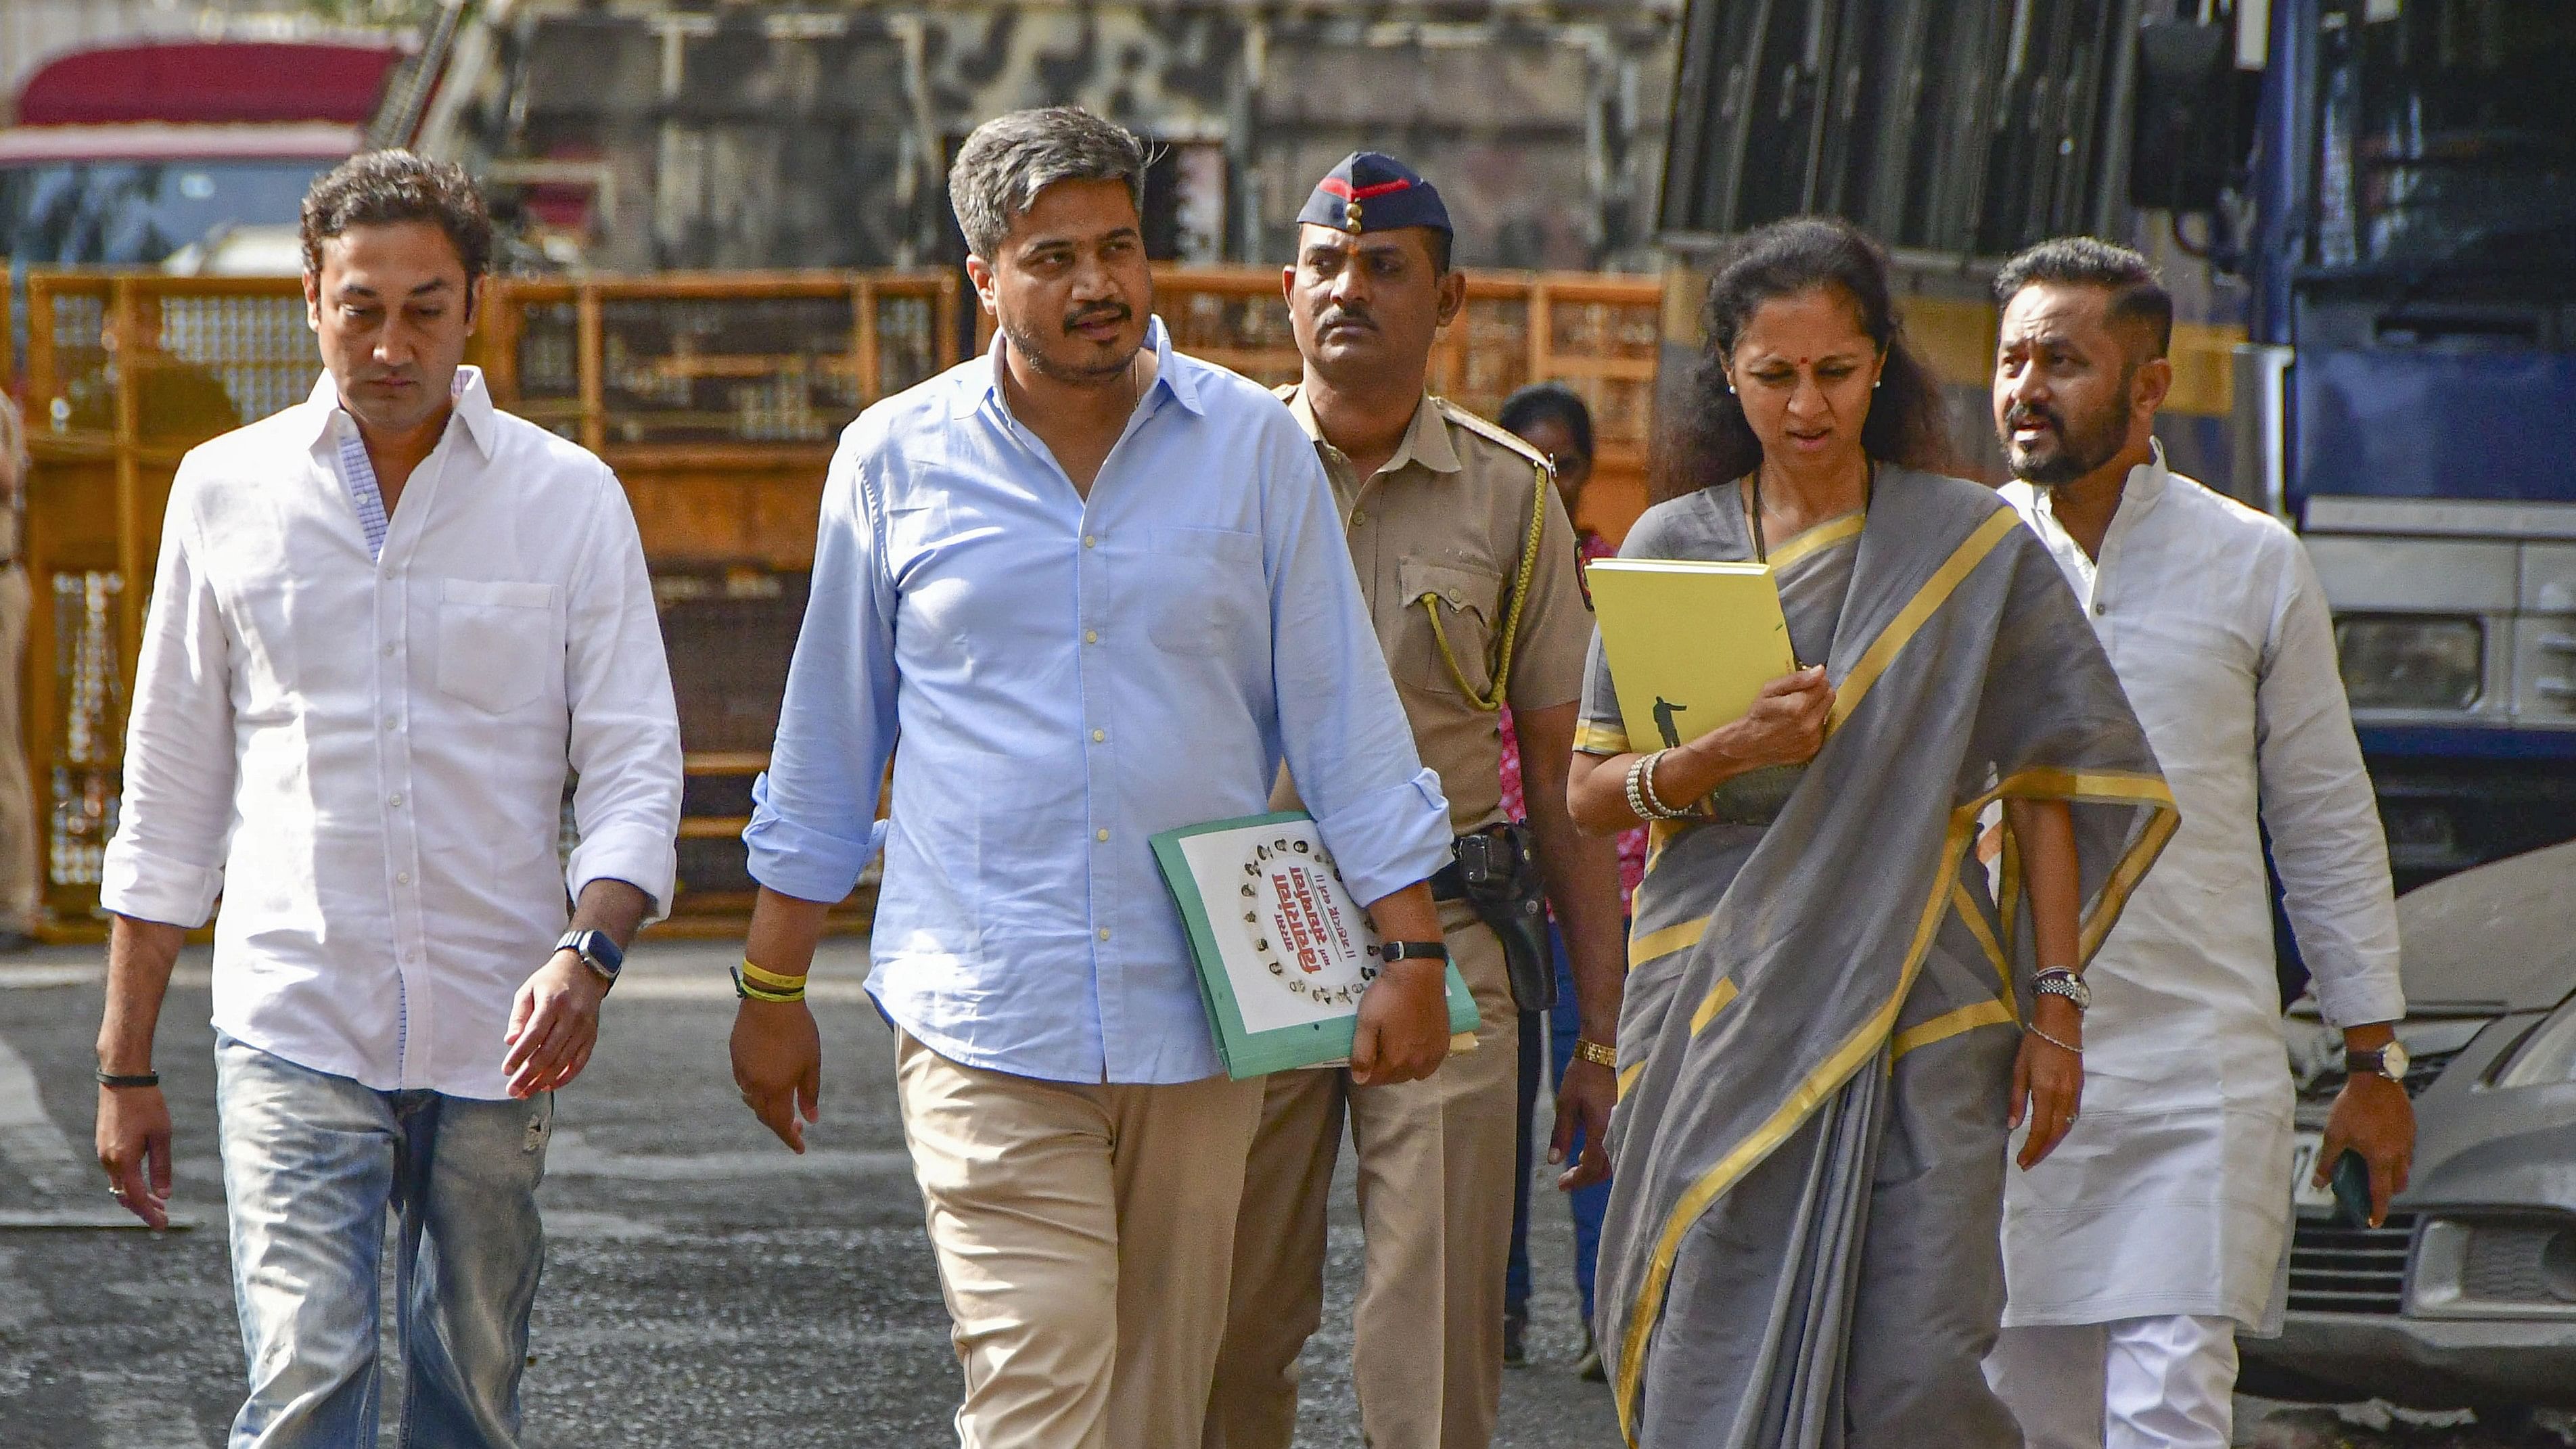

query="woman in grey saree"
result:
[1567,219,2176,1448]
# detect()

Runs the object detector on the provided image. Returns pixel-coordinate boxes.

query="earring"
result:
[1727,384,1738,395]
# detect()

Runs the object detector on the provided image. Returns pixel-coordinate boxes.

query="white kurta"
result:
[1998,446,2406,1333]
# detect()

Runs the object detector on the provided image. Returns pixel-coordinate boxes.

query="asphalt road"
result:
[1,940,2565,1448]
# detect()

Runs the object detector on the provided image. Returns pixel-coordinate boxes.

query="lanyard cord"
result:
[1421,455,1551,713]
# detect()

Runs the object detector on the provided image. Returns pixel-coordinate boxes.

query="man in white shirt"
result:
[91,152,681,1449]
[1979,237,2416,1449]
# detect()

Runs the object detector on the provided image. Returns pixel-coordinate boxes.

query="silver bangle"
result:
[2025,1021,2082,1055]
[1626,751,1691,822]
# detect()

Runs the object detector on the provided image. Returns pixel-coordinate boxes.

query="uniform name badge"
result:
[1149,810,1480,1080]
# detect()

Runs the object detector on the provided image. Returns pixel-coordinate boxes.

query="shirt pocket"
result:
[436,578,560,715]
[1396,556,1504,699]
[1145,526,1264,656]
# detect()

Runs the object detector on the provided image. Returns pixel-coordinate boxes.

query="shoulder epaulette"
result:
[1433,395,1554,478]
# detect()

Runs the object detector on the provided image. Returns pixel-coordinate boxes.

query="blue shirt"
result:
[745,320,1452,1084]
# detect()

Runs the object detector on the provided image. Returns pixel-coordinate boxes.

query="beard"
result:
[2002,386,2131,488]
[1001,301,1141,388]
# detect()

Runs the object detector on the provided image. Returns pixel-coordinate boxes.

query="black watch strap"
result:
[1378,940,1449,963]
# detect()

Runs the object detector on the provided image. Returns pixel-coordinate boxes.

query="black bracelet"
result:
[95,1069,160,1088]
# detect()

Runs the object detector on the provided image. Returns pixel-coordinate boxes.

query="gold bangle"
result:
[1573,1038,1618,1069]
[739,959,809,992]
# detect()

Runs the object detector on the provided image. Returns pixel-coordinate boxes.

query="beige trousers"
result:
[0,565,38,932]
[1205,904,1521,1449]
[895,1032,1267,1449]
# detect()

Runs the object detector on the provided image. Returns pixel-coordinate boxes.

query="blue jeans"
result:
[215,1034,552,1449]
[1504,923,1611,1328]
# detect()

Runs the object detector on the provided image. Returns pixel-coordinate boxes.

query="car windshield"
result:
[2312,0,2576,270]
[0,159,334,267]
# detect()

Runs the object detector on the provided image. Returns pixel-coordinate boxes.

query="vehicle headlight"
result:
[2494,996,2576,1088]
[2334,614,2483,710]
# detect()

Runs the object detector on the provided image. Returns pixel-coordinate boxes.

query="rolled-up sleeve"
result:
[561,464,684,920]
[100,483,235,927]
[2258,543,2405,1028]
[1260,420,1450,904]
[743,437,899,904]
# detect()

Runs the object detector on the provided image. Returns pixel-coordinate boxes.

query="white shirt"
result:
[1998,445,2405,1331]
[102,369,683,1100]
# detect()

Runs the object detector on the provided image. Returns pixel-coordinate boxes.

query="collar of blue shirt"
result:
[953,315,1207,422]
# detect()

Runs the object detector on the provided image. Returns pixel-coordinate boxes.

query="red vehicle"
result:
[0,39,405,269]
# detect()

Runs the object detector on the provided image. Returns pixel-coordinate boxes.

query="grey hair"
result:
[948,107,1147,260]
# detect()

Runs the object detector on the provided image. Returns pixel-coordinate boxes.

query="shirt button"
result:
[1098,927,1111,942]
[2093,601,2107,616]
[1352,509,1368,526]
[1091,729,1106,743]
[382,715,398,729]
[1096,828,1110,842]
[395,872,411,886]
[381,643,396,657]
[1083,534,1098,549]
[1084,629,1099,645]
[387,793,402,808]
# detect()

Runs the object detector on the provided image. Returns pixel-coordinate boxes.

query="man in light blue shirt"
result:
[727,107,1456,1448]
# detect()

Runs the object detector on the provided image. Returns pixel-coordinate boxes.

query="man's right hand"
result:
[730,1000,822,1153]
[95,1084,175,1228]
[1350,957,1449,1086]
[1698,666,1834,772]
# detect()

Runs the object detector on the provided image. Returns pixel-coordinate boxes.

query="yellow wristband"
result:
[739,959,809,992]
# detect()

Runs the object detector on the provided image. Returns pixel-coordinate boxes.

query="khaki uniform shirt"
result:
[1276,386,1593,834]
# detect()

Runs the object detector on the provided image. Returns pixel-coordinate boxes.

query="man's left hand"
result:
[1551,1055,1615,1190]
[503,949,609,1097]
[2316,1071,2414,1227]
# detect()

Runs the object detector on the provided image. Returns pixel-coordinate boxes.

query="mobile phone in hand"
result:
[2330,1147,2375,1227]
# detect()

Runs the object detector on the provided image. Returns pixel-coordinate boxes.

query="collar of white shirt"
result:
[300,365,501,460]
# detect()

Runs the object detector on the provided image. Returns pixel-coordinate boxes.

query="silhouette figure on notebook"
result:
[1652,696,1687,750]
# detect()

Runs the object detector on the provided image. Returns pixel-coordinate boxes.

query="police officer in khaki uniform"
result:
[1205,154,1628,1449]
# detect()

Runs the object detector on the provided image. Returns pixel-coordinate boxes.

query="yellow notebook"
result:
[1586,559,1799,750]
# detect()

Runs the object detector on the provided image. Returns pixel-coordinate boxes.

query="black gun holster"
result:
[1431,822,1554,1013]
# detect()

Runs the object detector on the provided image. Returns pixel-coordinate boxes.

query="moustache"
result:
[1318,308,1375,333]
[1063,303,1131,334]
[2004,405,2063,439]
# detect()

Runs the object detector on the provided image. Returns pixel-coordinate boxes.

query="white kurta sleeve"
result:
[2255,540,2405,1028]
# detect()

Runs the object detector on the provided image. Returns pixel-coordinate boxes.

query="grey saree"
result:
[1576,468,2176,1448]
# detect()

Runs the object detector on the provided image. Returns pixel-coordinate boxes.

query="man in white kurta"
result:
[1977,238,2415,1449]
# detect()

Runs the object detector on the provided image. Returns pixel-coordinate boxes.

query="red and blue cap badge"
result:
[1295,151,1453,237]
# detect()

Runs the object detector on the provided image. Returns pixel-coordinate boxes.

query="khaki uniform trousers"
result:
[0,564,37,932]
[1206,902,1520,1449]
[895,1032,1268,1449]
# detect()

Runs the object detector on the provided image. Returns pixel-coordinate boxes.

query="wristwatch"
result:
[2033,967,2090,1012]
[1376,940,1450,963]
[2347,1042,2410,1084]
[555,928,624,988]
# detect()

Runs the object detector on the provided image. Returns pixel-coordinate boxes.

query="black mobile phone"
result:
[2329,1148,2376,1228]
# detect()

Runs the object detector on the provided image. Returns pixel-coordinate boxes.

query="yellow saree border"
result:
[1764,511,1866,571]
[1828,507,2023,732]
[1610,762,2178,1442]
[1950,878,2015,1008]
[1890,997,2017,1061]
[1575,719,1631,755]
[1630,914,1711,973]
